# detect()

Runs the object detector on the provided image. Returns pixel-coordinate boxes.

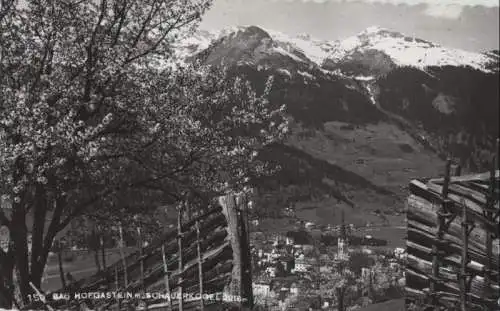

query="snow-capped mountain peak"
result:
[171,25,496,74]
[362,26,389,35]
[264,28,335,66]
[327,25,494,73]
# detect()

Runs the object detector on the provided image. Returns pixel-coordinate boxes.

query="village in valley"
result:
[249,210,406,311]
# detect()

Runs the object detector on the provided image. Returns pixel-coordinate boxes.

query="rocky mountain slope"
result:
[172,26,499,225]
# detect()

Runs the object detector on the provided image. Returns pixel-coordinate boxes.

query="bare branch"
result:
[111,0,130,47]
[124,10,195,64]
[129,0,160,49]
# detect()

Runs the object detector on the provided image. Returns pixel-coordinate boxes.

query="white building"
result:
[336,237,350,261]
[361,267,371,280]
[270,249,280,260]
[361,247,373,255]
[296,244,314,253]
[394,247,406,260]
[293,259,312,273]
[266,266,277,277]
[320,265,332,273]
[253,282,271,297]
[389,259,399,270]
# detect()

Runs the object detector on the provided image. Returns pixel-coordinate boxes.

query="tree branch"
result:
[124,10,195,64]
[39,194,65,271]
[129,0,159,50]
[111,0,129,47]
[0,0,15,22]
[56,164,192,232]
[83,0,107,102]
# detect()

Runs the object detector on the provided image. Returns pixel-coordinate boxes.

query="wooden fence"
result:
[22,193,253,311]
[405,160,499,311]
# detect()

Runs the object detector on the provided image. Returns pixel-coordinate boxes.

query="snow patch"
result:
[365,84,377,105]
[298,70,314,80]
[354,76,375,81]
[272,46,307,63]
[277,68,292,77]
[346,84,356,90]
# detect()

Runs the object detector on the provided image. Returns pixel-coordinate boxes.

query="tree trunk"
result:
[0,253,15,309]
[12,265,25,308]
[35,195,66,292]
[29,262,44,291]
[238,196,253,308]
[30,184,48,281]
[219,194,243,299]
[10,201,30,305]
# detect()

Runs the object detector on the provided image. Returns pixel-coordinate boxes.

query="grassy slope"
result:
[258,120,445,229]
[289,121,445,195]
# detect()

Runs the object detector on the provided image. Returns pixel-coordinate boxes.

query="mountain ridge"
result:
[173,25,498,225]
[177,25,498,74]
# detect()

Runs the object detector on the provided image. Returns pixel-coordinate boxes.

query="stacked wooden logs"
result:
[405,169,500,310]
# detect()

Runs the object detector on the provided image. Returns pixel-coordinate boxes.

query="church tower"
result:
[337,210,349,261]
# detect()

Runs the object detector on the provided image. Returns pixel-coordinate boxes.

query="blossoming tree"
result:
[0,0,288,307]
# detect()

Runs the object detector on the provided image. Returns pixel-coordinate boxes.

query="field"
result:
[42,247,138,292]
[358,299,405,311]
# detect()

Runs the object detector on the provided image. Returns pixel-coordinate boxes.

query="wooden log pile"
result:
[405,168,500,310]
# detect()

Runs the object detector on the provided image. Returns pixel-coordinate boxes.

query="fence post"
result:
[177,203,184,311]
[196,220,204,311]
[136,224,145,294]
[460,199,470,311]
[115,265,121,310]
[429,159,451,309]
[118,223,128,288]
[483,158,496,301]
[100,235,106,270]
[161,245,173,311]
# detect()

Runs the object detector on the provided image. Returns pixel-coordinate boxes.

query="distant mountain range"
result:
[174,25,499,72]
[170,26,499,225]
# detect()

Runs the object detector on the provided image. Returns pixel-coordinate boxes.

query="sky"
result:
[199,0,499,53]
